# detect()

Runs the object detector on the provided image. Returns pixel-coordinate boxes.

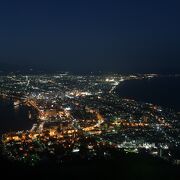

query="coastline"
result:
[0,97,35,135]
[115,76,180,112]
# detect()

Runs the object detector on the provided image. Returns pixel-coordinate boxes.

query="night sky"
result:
[0,0,179,73]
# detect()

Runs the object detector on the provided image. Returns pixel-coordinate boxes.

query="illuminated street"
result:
[0,73,180,165]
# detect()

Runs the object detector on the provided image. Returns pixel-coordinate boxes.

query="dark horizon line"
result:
[0,62,180,75]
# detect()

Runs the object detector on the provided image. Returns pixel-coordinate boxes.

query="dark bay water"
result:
[116,77,180,112]
[0,99,33,134]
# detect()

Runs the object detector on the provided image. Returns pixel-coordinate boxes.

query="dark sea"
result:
[116,76,180,112]
[0,99,33,135]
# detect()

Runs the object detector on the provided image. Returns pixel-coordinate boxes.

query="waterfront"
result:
[1,75,180,135]
[0,99,33,134]
[0,73,180,167]
[116,76,180,112]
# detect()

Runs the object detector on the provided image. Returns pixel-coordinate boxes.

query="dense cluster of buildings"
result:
[0,73,180,165]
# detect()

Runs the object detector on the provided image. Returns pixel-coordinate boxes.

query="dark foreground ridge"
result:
[0,152,180,180]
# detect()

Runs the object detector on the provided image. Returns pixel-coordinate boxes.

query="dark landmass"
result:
[0,151,179,180]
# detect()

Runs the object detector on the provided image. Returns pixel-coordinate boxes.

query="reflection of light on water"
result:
[14,105,19,112]
[13,100,20,111]
[28,111,32,119]
[14,100,20,106]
